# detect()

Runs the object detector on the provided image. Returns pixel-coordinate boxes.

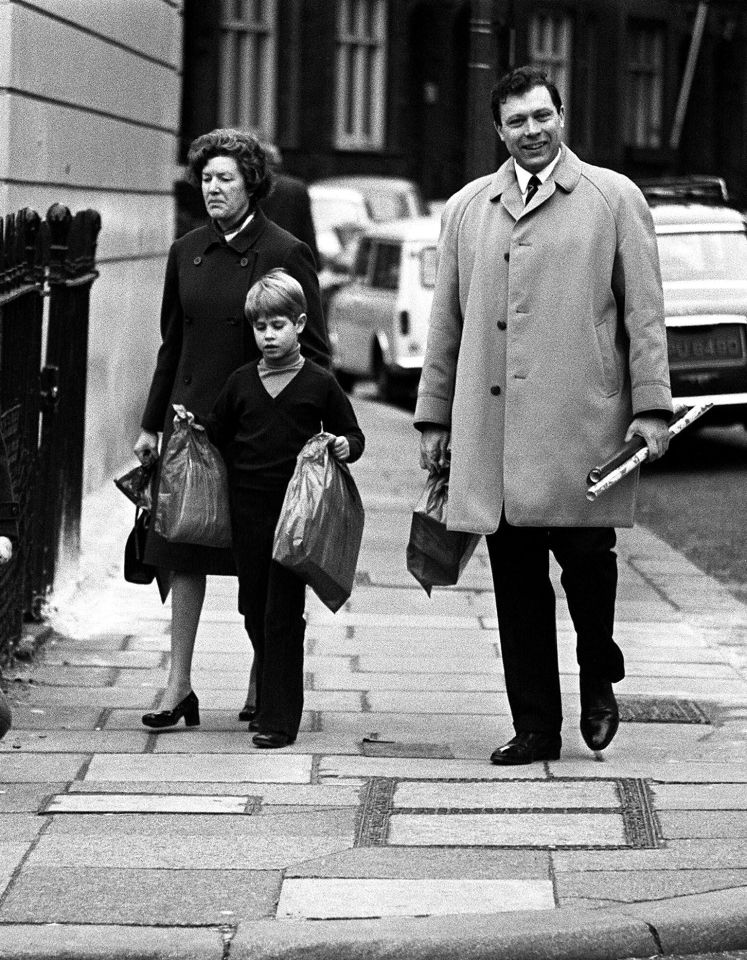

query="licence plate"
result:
[667,325,746,368]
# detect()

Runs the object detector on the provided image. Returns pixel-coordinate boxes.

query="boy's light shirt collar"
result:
[514,149,562,198]
[223,210,254,243]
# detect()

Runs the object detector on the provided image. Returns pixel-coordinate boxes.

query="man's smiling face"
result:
[495,84,564,174]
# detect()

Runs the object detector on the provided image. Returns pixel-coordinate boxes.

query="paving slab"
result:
[651,783,747,809]
[44,793,253,814]
[0,842,33,897]
[276,877,555,919]
[84,752,313,783]
[318,757,545,780]
[553,839,747,871]
[1,705,103,730]
[392,780,619,809]
[25,832,354,871]
[286,847,550,879]
[0,753,88,782]
[555,868,747,904]
[0,730,150,752]
[0,867,281,924]
[0,782,66,812]
[388,812,626,847]
[658,810,747,838]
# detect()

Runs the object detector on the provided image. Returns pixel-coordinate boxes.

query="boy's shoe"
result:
[252,731,295,749]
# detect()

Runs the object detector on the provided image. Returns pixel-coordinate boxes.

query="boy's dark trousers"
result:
[231,488,306,739]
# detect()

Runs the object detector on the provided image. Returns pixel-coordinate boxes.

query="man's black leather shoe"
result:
[490,732,561,765]
[252,731,295,749]
[580,676,619,751]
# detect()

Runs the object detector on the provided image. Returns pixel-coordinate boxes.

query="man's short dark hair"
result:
[491,66,563,125]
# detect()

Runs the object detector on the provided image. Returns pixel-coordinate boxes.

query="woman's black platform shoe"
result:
[142,691,200,729]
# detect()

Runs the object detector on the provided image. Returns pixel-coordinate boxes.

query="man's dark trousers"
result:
[485,512,624,735]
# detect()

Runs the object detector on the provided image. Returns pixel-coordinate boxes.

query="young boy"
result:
[196,268,364,749]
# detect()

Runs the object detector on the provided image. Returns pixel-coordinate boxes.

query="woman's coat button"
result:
[240,257,249,267]
[193,256,202,265]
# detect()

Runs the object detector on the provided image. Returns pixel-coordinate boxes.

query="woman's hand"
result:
[330,436,350,461]
[134,430,159,465]
[0,536,12,565]
[172,404,195,426]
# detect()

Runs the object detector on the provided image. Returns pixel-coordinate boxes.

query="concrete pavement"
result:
[1,395,747,959]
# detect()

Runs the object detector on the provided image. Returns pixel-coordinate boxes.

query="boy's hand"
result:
[172,404,195,426]
[0,536,13,565]
[331,436,350,461]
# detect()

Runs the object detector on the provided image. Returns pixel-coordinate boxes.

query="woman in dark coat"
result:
[134,128,329,727]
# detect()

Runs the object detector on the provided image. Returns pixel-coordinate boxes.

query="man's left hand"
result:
[625,415,670,462]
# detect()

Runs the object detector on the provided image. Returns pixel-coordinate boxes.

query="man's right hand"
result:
[134,430,159,465]
[419,427,451,472]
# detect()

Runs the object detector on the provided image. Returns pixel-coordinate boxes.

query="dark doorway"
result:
[407,1,471,202]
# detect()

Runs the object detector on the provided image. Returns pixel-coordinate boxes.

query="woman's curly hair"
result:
[186,128,274,205]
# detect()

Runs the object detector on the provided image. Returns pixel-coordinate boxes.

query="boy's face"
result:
[253,313,306,361]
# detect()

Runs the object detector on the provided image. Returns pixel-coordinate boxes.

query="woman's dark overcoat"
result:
[141,209,329,574]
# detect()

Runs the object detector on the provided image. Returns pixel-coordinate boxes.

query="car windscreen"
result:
[312,197,368,231]
[657,230,747,283]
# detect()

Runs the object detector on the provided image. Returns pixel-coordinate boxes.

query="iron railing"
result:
[0,205,100,659]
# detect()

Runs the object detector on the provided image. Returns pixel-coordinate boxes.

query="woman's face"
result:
[201,155,250,231]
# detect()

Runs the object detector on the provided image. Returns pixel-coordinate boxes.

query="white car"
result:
[326,216,440,400]
[643,178,747,426]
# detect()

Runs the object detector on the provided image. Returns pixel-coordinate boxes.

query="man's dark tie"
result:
[525,175,541,205]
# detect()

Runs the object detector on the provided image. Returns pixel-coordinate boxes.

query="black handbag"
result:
[123,507,156,585]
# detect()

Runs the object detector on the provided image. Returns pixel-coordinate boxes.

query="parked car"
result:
[310,175,428,271]
[643,178,747,427]
[326,216,441,400]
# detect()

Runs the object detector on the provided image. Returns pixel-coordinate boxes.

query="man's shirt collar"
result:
[513,149,562,198]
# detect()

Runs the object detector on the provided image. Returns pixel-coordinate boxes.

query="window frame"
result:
[624,19,666,150]
[217,0,279,138]
[334,0,388,151]
[528,10,573,137]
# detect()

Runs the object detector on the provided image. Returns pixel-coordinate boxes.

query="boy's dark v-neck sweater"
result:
[203,359,365,493]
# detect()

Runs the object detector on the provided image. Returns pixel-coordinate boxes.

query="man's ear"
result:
[296,312,307,333]
[493,118,506,143]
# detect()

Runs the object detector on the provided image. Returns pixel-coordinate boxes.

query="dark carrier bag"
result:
[406,470,480,596]
[155,415,231,548]
[273,432,365,613]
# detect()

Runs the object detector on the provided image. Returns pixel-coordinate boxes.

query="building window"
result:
[335,0,388,151]
[218,0,278,138]
[529,11,573,132]
[625,21,665,149]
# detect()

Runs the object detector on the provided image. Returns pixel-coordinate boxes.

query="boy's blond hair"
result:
[244,268,307,324]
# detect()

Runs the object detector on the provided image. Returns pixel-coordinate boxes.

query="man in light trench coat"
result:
[415,66,673,765]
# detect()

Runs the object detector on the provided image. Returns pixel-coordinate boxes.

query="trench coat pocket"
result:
[593,319,620,397]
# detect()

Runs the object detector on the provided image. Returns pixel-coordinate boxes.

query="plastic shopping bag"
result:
[273,432,365,613]
[406,471,480,596]
[154,414,231,548]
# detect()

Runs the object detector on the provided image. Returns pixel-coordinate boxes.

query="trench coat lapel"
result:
[489,146,583,220]
[490,162,523,222]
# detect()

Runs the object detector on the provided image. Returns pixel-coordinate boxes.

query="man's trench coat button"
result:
[497,320,507,330]
[490,385,501,396]
[193,256,202,265]
[240,257,249,267]
[504,252,509,261]
[183,374,192,384]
